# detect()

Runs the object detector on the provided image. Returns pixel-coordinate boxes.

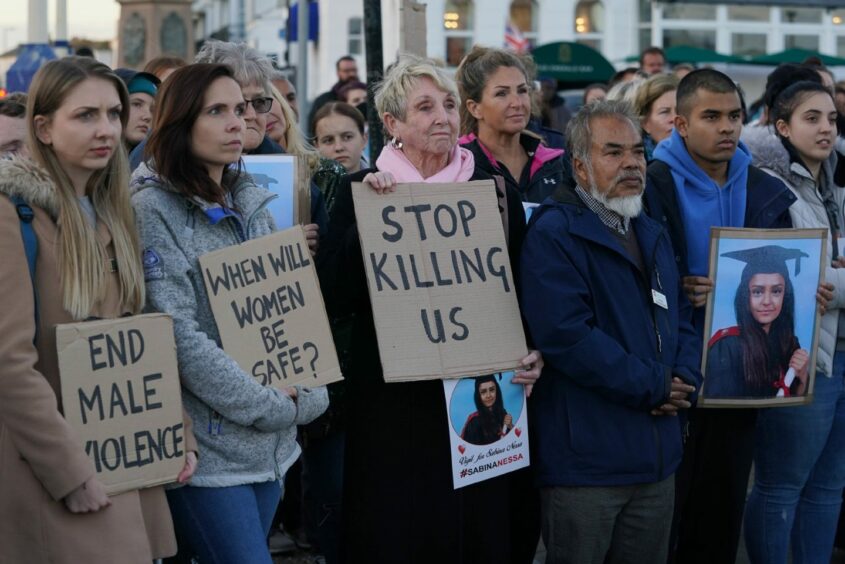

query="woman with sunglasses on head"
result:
[131,63,328,564]
[0,56,197,564]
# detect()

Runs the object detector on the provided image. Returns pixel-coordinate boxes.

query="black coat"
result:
[316,167,535,564]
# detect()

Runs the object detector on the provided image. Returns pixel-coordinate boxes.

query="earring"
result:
[390,137,403,149]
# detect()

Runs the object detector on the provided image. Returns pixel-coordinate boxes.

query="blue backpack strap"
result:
[10,195,39,341]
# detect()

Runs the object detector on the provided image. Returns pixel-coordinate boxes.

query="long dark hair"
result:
[734,264,799,393]
[472,375,507,442]
[146,63,242,207]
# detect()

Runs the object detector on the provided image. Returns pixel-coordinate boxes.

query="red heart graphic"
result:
[514,427,522,437]
[458,445,466,454]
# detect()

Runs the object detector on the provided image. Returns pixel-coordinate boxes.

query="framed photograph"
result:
[699,228,827,408]
[241,155,311,228]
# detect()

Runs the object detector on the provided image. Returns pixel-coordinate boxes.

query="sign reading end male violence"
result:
[199,227,342,390]
[352,181,528,382]
[57,314,185,495]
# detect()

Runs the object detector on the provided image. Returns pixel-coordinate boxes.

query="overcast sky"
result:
[0,0,120,51]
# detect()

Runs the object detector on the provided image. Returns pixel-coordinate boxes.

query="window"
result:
[639,29,652,53]
[784,35,818,50]
[838,36,845,57]
[509,0,538,44]
[574,0,604,34]
[639,0,651,23]
[348,17,362,56]
[443,0,474,66]
[782,8,822,24]
[732,33,766,57]
[832,10,845,27]
[663,29,716,51]
[727,6,770,22]
[662,3,715,20]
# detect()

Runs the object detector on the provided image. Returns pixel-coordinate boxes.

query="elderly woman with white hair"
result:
[317,54,542,564]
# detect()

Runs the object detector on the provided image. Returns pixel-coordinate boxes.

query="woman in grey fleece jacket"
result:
[130,64,327,563]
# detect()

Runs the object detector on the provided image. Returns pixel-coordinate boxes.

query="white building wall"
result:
[189,0,845,103]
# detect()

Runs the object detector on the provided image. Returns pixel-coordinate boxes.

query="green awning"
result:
[531,42,616,86]
[747,48,845,66]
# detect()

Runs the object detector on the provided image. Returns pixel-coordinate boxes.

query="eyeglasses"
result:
[244,96,273,114]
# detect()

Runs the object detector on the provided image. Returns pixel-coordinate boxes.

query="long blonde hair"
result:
[269,84,321,171]
[27,57,145,319]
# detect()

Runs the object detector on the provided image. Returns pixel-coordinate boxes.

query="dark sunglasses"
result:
[244,96,273,114]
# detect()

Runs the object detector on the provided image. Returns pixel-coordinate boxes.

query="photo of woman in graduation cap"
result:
[705,245,811,399]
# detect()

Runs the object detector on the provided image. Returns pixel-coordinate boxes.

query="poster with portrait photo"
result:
[443,372,529,489]
[699,228,827,408]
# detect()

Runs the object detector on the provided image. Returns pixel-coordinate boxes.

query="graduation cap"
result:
[722,245,809,277]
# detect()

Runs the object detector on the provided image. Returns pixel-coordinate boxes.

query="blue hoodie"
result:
[653,129,751,276]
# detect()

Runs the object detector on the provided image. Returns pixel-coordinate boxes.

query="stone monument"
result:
[116,0,194,69]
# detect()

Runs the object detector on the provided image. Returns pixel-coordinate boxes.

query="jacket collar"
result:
[0,156,61,218]
[459,132,564,180]
[549,182,662,271]
[130,160,273,219]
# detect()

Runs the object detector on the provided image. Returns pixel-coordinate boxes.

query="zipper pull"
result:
[656,329,663,353]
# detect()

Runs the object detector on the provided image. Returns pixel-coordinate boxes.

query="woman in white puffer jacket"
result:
[742,79,845,564]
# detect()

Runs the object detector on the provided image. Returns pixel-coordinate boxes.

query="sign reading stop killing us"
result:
[352,180,528,382]
[199,226,342,390]
[56,314,185,495]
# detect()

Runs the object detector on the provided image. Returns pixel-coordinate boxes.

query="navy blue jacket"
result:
[520,186,702,487]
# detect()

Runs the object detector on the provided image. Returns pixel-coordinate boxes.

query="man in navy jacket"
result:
[521,99,701,563]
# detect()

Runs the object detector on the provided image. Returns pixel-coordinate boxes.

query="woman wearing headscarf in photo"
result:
[705,246,810,399]
[317,53,542,564]
[461,375,514,446]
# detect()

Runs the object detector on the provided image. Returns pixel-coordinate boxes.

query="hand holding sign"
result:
[352,180,527,382]
[199,226,342,390]
[57,314,185,495]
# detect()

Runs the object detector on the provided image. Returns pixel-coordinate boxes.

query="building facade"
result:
[189,0,845,100]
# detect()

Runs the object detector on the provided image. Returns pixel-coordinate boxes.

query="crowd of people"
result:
[1,37,845,564]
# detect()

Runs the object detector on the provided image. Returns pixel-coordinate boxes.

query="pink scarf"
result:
[375,143,476,183]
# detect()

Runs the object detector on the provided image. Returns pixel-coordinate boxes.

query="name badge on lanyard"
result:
[652,289,668,310]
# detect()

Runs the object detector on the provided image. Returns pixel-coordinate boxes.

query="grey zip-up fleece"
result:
[130,162,328,487]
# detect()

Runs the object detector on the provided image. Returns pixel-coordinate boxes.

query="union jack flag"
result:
[504,20,530,54]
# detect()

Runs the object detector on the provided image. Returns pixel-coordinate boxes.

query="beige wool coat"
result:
[0,157,196,564]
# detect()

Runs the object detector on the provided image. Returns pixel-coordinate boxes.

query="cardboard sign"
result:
[242,155,312,228]
[199,226,342,389]
[352,180,528,382]
[56,314,185,495]
[444,372,530,489]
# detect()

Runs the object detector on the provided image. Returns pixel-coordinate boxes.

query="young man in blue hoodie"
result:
[645,69,796,564]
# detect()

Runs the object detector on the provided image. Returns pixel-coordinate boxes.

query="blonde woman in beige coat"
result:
[0,56,196,564]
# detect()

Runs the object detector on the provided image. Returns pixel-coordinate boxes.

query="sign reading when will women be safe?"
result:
[352,180,527,382]
[200,227,342,390]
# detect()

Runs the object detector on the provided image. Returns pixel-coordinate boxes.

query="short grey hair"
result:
[565,99,641,163]
[195,40,274,92]
[375,53,459,122]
